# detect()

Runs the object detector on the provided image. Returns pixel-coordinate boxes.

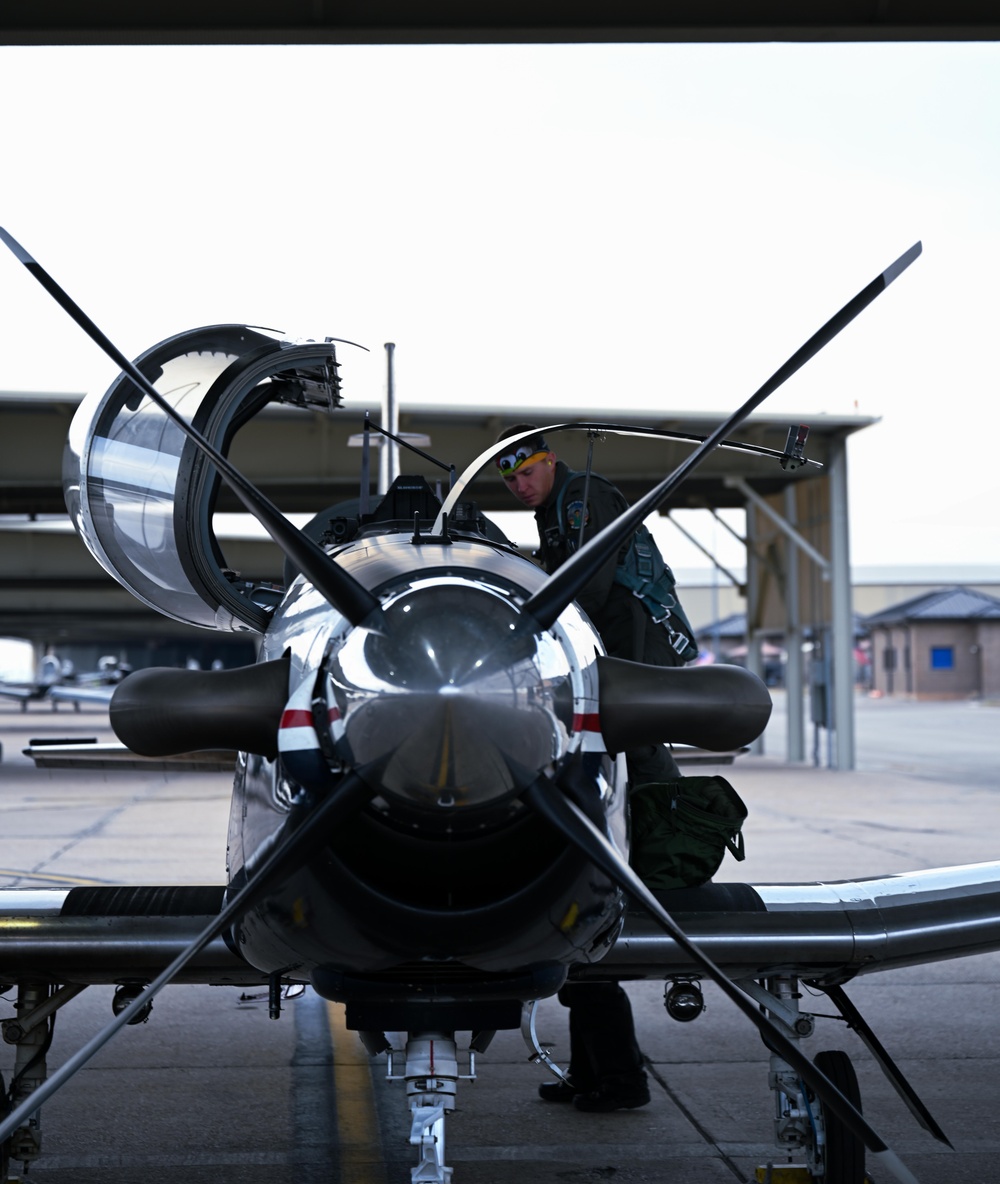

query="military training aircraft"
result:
[1,228,998,1184]
[0,653,125,712]
[0,653,68,710]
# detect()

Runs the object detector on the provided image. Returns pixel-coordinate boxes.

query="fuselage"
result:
[225,527,630,994]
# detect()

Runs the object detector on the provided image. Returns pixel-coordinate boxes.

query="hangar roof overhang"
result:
[0,386,877,517]
[0,387,873,645]
[1,1,998,46]
[298,401,877,515]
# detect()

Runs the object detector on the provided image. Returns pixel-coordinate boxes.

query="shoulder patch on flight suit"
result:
[566,499,590,532]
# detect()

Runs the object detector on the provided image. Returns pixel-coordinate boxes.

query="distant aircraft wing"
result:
[46,684,116,706]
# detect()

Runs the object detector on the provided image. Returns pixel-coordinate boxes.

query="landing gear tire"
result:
[814,1049,865,1184]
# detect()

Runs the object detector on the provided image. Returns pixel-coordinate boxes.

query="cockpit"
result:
[64,324,344,633]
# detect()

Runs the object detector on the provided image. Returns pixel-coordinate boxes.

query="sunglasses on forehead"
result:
[494,446,549,477]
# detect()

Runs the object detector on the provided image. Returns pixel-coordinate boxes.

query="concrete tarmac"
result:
[0,693,998,1184]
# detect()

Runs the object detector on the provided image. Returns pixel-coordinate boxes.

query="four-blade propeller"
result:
[0,228,924,1182]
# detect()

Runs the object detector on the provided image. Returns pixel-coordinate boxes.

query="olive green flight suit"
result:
[532,460,685,1100]
[533,461,683,785]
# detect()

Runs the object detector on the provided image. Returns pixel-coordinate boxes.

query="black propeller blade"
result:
[0,769,373,1146]
[522,774,920,1184]
[519,243,922,635]
[0,226,385,633]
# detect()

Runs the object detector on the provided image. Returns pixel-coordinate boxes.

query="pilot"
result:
[494,425,684,786]
[494,425,690,1113]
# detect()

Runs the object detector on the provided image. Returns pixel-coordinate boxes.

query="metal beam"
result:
[665,512,745,593]
[2,2,999,46]
[725,477,831,575]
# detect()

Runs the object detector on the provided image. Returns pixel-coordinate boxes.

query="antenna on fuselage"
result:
[381,342,399,493]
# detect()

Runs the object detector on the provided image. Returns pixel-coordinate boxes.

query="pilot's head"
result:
[494,424,557,509]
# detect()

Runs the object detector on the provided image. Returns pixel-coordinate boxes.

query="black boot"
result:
[572,1071,650,1112]
[538,1078,585,1103]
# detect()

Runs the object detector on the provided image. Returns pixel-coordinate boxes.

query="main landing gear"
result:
[738,976,865,1184]
[1,981,87,1180]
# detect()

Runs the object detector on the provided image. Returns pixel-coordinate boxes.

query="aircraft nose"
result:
[323,579,574,811]
[343,691,555,807]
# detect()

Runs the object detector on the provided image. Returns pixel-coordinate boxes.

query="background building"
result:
[865,587,1000,700]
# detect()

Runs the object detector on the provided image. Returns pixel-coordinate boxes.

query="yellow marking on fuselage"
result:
[326,1000,387,1184]
[435,703,454,789]
[559,901,580,932]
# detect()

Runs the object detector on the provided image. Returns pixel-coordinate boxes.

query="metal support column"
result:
[827,435,856,770]
[783,484,805,762]
[727,473,854,768]
[745,501,764,755]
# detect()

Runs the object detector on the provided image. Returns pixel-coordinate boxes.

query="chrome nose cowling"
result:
[323,577,574,810]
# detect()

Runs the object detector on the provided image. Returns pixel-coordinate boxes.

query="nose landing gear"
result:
[386,1031,480,1184]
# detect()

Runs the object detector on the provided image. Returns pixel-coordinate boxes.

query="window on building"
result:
[930,646,954,671]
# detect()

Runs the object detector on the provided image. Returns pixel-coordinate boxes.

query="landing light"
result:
[664,979,705,1023]
[112,983,153,1025]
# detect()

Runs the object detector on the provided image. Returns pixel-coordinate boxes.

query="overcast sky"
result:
[0,40,997,580]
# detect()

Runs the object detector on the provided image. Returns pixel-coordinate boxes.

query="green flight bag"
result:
[629,775,748,890]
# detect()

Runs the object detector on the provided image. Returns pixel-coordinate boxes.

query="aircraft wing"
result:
[0,885,261,986]
[3,862,999,988]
